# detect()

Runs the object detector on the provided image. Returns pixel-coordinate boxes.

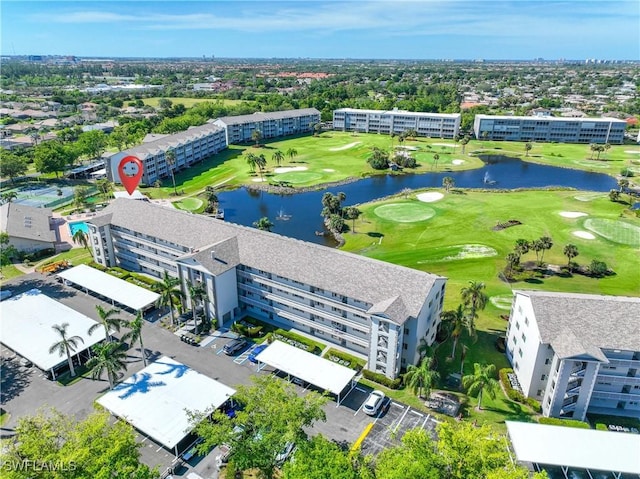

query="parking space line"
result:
[421,414,430,429]
[392,406,410,433]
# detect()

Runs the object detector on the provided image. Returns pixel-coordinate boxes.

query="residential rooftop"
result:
[215,108,320,126]
[515,290,640,360]
[334,108,461,118]
[475,114,627,123]
[0,202,55,243]
[90,199,444,324]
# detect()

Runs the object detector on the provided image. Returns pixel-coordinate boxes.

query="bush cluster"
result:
[538,417,590,429]
[271,329,323,355]
[324,348,366,371]
[499,368,525,402]
[362,369,402,389]
[88,261,107,271]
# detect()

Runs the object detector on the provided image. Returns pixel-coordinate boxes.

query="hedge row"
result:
[538,417,590,429]
[271,329,323,355]
[88,261,107,272]
[324,348,366,371]
[362,369,402,389]
[499,368,542,413]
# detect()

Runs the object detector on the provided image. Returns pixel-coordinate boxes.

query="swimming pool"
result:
[68,221,89,236]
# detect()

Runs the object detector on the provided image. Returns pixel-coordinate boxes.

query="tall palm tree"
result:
[255,153,267,180]
[72,229,89,249]
[524,142,532,157]
[253,216,274,232]
[187,281,207,334]
[505,252,520,277]
[433,153,440,169]
[86,342,128,390]
[165,149,178,196]
[460,136,469,154]
[286,148,298,162]
[462,362,500,410]
[618,178,629,193]
[245,152,257,173]
[272,150,285,167]
[251,129,263,146]
[123,311,147,366]
[563,243,579,272]
[442,176,454,193]
[441,304,475,358]
[89,305,123,342]
[538,236,553,263]
[343,206,361,233]
[402,355,440,399]
[460,280,488,320]
[49,323,84,377]
[153,271,184,327]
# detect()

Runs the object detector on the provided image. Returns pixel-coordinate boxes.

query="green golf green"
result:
[271,171,323,184]
[374,203,437,223]
[583,218,640,247]
[174,197,203,211]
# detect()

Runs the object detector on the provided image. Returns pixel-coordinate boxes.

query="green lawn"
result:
[141,97,251,108]
[0,264,24,283]
[35,247,94,271]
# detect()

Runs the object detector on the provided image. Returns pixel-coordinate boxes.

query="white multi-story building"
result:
[473,114,626,144]
[506,291,640,420]
[213,108,321,145]
[106,123,227,186]
[86,199,446,379]
[332,108,461,139]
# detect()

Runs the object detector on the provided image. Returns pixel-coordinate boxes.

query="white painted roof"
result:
[0,289,106,371]
[97,356,236,450]
[506,421,640,474]
[58,264,159,311]
[255,340,356,395]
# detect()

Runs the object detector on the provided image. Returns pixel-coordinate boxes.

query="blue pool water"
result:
[68,221,89,236]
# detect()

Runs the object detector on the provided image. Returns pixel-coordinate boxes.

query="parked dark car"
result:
[223,337,248,355]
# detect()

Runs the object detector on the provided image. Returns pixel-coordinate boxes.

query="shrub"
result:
[526,398,542,413]
[620,167,634,177]
[272,329,323,355]
[324,348,366,371]
[499,368,525,403]
[588,259,609,277]
[224,461,237,479]
[595,423,608,431]
[362,369,402,389]
[88,261,107,272]
[538,417,590,429]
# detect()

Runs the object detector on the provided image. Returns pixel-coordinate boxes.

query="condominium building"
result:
[332,108,461,139]
[473,114,626,144]
[506,291,640,420]
[86,200,446,379]
[106,123,227,186]
[213,108,321,145]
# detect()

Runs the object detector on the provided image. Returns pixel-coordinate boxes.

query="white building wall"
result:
[8,236,54,253]
[214,268,239,326]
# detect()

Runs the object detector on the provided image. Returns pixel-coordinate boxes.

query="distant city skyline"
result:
[1,1,639,60]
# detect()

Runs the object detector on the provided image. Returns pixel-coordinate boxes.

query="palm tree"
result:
[442,176,454,193]
[272,150,285,167]
[245,152,257,173]
[514,239,530,259]
[153,271,184,327]
[1,191,18,204]
[609,189,620,202]
[433,153,440,169]
[462,363,500,410]
[505,252,520,278]
[589,143,597,160]
[563,243,579,272]
[255,153,267,180]
[343,206,361,233]
[253,216,274,232]
[618,178,629,193]
[460,280,488,320]
[524,142,532,157]
[123,311,147,366]
[402,356,440,399]
[86,342,127,390]
[538,236,553,263]
[187,281,207,334]
[442,305,475,358]
[49,323,84,377]
[72,229,89,249]
[286,148,298,162]
[89,305,123,342]
[460,136,470,154]
[251,129,263,146]
[165,149,178,196]
[531,238,544,264]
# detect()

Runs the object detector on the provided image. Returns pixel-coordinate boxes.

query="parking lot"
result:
[1,272,432,478]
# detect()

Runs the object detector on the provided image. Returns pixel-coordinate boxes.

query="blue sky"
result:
[1,1,638,60]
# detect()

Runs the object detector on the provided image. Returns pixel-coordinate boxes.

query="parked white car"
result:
[363,390,386,416]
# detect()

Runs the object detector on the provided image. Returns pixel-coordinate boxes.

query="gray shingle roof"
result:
[216,108,320,126]
[0,203,55,243]
[515,290,640,359]
[91,199,443,324]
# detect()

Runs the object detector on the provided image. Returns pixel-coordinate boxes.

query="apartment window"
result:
[518,305,523,314]
[545,358,551,365]
[518,348,523,358]
[403,343,408,350]
[514,362,519,371]
[515,321,520,330]
[404,328,409,335]
[524,317,529,326]
[521,333,526,343]
[536,390,542,397]
[541,374,546,381]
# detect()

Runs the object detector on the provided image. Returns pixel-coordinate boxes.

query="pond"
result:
[216,155,619,247]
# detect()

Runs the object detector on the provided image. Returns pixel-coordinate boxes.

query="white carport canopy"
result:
[255,340,357,396]
[58,264,159,311]
[506,421,640,475]
[97,356,236,452]
[0,289,106,372]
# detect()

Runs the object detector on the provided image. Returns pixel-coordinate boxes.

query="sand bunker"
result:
[452,159,465,165]
[625,150,640,154]
[573,231,595,240]
[329,142,361,151]
[559,211,588,218]
[323,168,335,172]
[417,192,444,202]
[396,146,419,151]
[251,178,267,182]
[432,143,459,148]
[273,166,308,173]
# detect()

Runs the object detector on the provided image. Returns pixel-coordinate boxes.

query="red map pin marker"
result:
[117,156,144,195]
